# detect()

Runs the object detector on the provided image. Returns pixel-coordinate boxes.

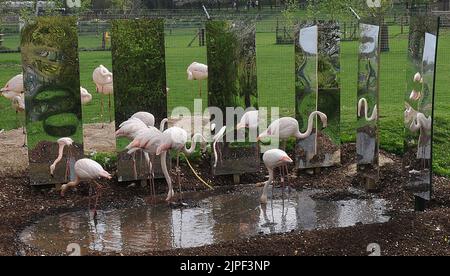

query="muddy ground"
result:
[0,143,449,256]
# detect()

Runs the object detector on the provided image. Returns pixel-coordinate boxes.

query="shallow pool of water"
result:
[20,186,390,255]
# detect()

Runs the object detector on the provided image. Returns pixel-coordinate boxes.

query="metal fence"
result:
[1,11,449,132]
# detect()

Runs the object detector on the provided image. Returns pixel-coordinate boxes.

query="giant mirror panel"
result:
[356,23,380,187]
[404,15,440,203]
[21,17,84,186]
[206,20,259,176]
[295,22,341,170]
[112,19,168,182]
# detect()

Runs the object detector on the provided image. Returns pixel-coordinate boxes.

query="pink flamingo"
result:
[50,138,74,181]
[60,158,112,217]
[260,149,293,204]
[92,65,113,123]
[187,62,208,97]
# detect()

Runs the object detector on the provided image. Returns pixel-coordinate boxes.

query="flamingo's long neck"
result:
[359,98,377,121]
[296,111,319,139]
[160,151,173,200]
[261,168,274,203]
[160,118,168,132]
[184,133,206,155]
[411,113,431,133]
[61,176,80,195]
[51,143,66,169]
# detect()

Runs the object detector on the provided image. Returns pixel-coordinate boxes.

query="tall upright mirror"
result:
[21,17,84,186]
[295,22,341,171]
[356,22,380,190]
[206,20,259,178]
[112,19,168,182]
[404,15,440,210]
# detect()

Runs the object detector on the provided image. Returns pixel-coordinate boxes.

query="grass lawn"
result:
[1,23,450,175]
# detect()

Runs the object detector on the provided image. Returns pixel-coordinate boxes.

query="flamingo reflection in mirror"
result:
[410,72,423,101]
[93,65,113,124]
[2,74,27,144]
[61,158,112,217]
[358,98,378,122]
[156,126,207,203]
[50,138,74,181]
[187,62,208,98]
[261,149,293,205]
[80,87,92,105]
[405,105,432,160]
[11,94,27,147]
[1,74,23,100]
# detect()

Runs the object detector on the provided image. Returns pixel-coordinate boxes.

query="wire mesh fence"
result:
[1,8,450,171]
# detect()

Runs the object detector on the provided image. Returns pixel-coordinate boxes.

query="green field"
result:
[1,23,450,175]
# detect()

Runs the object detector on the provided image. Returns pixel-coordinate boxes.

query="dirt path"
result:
[83,122,116,153]
[0,128,28,176]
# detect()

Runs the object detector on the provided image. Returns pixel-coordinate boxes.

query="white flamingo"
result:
[93,65,114,123]
[260,149,293,204]
[187,62,208,97]
[11,94,27,146]
[236,110,259,130]
[156,127,207,202]
[50,137,74,180]
[126,126,163,197]
[130,111,168,131]
[1,74,23,100]
[410,72,424,101]
[60,158,112,217]
[80,87,92,105]
[405,105,432,160]
[257,113,328,143]
[116,117,148,179]
[358,98,378,122]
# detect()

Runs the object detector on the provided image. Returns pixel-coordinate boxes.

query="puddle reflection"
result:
[21,187,390,254]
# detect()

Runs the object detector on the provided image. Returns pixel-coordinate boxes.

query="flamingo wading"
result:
[260,149,293,204]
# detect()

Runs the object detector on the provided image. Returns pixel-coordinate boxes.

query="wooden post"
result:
[233,174,240,185]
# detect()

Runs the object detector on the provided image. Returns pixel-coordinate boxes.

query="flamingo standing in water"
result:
[156,127,207,202]
[50,138,74,181]
[260,149,293,204]
[60,158,112,217]
[187,62,208,98]
[93,65,114,123]
[80,87,92,105]
[358,98,378,122]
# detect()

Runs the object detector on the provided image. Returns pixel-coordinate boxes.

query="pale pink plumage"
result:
[187,62,208,81]
[80,87,92,105]
[93,65,113,95]
[61,158,111,196]
[260,149,293,204]
[1,74,24,99]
